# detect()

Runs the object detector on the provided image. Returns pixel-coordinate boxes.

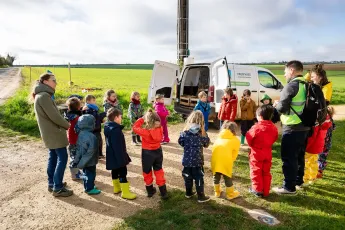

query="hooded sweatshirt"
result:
[74,115,98,169]
[178,123,210,167]
[34,82,69,149]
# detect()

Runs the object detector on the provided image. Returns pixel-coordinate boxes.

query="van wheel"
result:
[213,117,221,130]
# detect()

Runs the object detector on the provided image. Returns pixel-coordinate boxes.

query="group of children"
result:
[62,85,334,201]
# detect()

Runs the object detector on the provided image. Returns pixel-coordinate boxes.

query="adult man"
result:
[272,60,309,194]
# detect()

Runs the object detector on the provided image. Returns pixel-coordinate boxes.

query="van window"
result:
[258,71,278,88]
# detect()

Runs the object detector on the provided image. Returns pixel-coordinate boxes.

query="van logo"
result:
[236,73,252,78]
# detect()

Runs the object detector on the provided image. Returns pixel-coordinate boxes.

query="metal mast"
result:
[177,0,189,68]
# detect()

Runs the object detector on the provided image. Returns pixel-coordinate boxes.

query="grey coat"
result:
[74,115,99,169]
[34,83,69,149]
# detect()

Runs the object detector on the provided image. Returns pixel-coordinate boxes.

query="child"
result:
[240,89,256,145]
[246,105,278,197]
[154,94,170,144]
[212,121,241,200]
[64,97,83,180]
[103,89,122,113]
[104,108,136,200]
[178,111,210,203]
[260,94,280,123]
[82,95,106,159]
[194,91,211,131]
[128,91,145,146]
[73,114,101,195]
[305,107,333,183]
[133,109,168,199]
[218,87,238,125]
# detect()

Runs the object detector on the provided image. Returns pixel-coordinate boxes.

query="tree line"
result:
[0,54,16,67]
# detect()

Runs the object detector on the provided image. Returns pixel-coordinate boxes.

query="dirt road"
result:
[0,68,21,105]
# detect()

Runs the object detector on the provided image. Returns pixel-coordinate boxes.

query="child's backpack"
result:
[290,80,327,127]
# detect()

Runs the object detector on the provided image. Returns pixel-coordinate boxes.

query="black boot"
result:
[159,185,168,200]
[196,185,210,203]
[132,136,138,146]
[145,185,157,198]
[185,187,196,198]
[136,135,142,143]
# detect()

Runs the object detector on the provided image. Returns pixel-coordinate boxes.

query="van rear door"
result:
[211,57,230,112]
[148,60,180,105]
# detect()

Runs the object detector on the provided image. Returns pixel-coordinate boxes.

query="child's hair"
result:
[66,97,81,111]
[311,64,329,86]
[155,94,164,100]
[198,91,207,99]
[183,110,205,132]
[107,108,122,121]
[221,121,237,135]
[243,89,251,96]
[131,91,140,99]
[104,89,116,100]
[327,106,335,117]
[144,109,161,129]
[224,87,234,97]
[256,104,274,120]
[85,94,95,102]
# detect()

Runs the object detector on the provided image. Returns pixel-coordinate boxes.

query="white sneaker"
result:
[272,187,296,195]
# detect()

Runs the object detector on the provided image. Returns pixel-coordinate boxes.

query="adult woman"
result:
[33,73,73,197]
[309,64,335,178]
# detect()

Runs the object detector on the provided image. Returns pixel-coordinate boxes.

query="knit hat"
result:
[260,94,272,104]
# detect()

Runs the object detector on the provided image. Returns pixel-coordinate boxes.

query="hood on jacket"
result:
[260,94,272,104]
[188,123,201,134]
[64,110,82,122]
[34,82,55,95]
[104,121,124,136]
[77,114,95,132]
[219,129,235,139]
[222,94,238,103]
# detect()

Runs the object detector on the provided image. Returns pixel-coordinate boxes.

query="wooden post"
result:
[68,62,72,87]
[29,66,31,82]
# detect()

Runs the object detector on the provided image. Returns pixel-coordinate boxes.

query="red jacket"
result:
[218,95,238,121]
[246,120,278,160]
[306,116,332,154]
[133,118,163,150]
[67,116,79,145]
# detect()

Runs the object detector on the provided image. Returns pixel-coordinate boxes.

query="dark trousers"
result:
[182,167,205,193]
[142,148,166,186]
[83,166,96,192]
[281,130,309,192]
[213,172,233,187]
[241,120,255,136]
[111,166,128,183]
[94,132,103,156]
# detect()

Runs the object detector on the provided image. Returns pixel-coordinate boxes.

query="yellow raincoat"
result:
[211,129,240,177]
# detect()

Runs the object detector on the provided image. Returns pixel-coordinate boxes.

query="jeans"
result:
[281,130,308,192]
[47,147,68,191]
[83,166,96,192]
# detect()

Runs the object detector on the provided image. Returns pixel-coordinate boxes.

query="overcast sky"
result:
[1,0,344,64]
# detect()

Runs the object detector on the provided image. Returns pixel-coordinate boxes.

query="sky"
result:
[0,0,345,65]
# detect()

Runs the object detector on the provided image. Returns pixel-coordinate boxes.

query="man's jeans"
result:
[281,130,309,192]
[47,147,68,191]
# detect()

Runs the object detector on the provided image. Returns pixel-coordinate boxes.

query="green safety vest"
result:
[280,76,306,125]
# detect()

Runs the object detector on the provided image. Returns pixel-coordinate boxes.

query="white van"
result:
[148,57,284,129]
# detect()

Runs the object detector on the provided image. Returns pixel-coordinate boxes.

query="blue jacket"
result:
[74,115,99,169]
[104,121,131,170]
[178,124,210,167]
[194,100,211,114]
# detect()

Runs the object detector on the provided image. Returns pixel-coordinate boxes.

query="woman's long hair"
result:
[311,64,329,86]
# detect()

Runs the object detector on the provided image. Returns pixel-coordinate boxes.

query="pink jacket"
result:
[154,102,169,119]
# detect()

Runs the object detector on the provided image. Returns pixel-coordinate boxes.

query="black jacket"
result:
[104,121,131,170]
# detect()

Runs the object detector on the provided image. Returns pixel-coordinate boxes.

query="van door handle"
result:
[260,90,265,93]
[252,90,257,92]
[231,88,237,91]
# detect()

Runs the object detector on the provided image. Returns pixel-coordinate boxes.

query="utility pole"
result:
[177,0,189,69]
